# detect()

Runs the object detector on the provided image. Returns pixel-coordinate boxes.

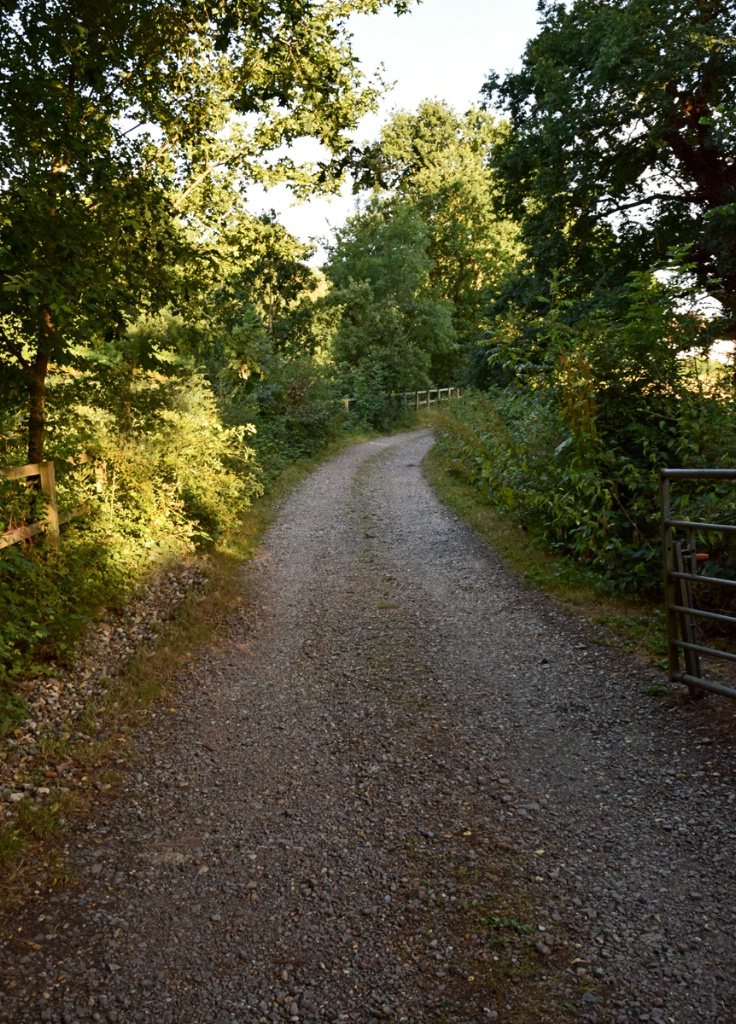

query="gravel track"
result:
[1,429,735,1024]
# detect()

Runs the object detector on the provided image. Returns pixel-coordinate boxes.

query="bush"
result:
[243,356,347,477]
[0,361,263,683]
[437,358,736,595]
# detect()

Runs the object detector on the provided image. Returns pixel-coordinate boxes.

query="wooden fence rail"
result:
[0,453,103,551]
[341,386,461,412]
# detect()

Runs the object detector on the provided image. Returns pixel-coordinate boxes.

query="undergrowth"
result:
[429,380,736,598]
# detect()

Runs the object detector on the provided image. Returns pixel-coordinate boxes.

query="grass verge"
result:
[422,427,668,667]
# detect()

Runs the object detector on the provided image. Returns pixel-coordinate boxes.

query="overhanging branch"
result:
[0,329,30,369]
[598,193,699,216]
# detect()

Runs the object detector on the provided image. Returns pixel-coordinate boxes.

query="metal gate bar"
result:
[660,468,736,699]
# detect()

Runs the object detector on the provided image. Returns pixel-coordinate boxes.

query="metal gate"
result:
[660,468,736,699]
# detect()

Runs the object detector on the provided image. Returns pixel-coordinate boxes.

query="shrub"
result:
[0,362,262,683]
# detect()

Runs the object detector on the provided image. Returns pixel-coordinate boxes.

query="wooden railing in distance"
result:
[0,452,102,552]
[402,387,461,410]
[341,387,461,411]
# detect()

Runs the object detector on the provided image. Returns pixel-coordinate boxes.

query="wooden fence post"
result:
[94,460,107,493]
[39,460,60,550]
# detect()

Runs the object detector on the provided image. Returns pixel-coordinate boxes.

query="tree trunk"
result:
[27,311,54,465]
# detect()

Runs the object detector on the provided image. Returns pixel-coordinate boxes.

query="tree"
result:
[354,101,519,363]
[324,199,456,392]
[230,212,323,358]
[0,0,411,463]
[483,0,736,330]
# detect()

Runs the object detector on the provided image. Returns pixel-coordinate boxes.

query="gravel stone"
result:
[1,430,735,1023]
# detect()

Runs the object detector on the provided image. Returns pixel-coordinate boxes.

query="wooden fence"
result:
[341,386,461,412]
[0,453,104,551]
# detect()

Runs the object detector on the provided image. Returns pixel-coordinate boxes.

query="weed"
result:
[0,823,25,865]
[488,916,532,934]
[0,691,27,735]
[14,798,63,840]
[43,849,74,887]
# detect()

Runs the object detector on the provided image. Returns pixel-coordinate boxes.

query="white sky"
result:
[247,0,541,260]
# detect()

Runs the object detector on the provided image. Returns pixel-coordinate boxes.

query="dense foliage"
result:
[0,362,262,684]
[0,0,413,690]
[324,199,456,397]
[437,274,736,593]
[321,100,519,421]
[431,0,736,596]
[354,101,520,361]
[0,0,410,464]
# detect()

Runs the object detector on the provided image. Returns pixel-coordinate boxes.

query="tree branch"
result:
[0,328,31,370]
[598,192,700,216]
[172,143,251,208]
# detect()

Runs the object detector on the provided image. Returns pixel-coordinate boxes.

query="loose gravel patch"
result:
[1,430,735,1024]
[0,561,208,831]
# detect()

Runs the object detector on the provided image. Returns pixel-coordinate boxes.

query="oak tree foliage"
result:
[484,0,736,328]
[352,100,519,364]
